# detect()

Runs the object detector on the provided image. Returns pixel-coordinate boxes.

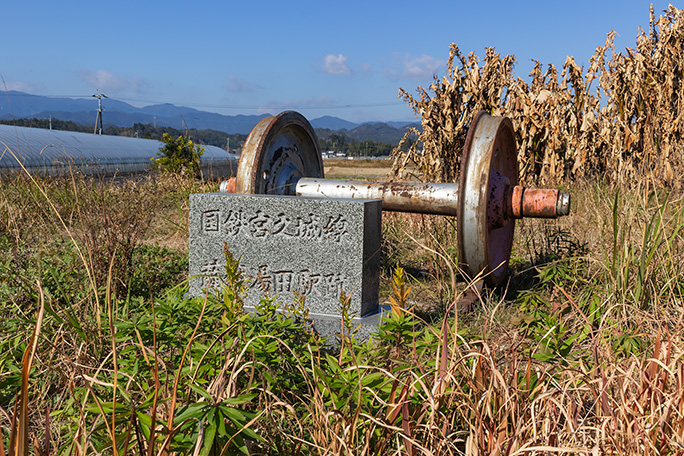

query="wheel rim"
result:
[457,111,518,286]
[235,111,323,195]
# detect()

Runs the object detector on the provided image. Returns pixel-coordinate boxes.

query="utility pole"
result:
[93,93,107,134]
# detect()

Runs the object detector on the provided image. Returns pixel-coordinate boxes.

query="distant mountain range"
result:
[0,91,419,144]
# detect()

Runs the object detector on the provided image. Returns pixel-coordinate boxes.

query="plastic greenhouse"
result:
[0,125,238,179]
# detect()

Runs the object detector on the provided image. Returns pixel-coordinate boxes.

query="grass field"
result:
[2,162,684,454]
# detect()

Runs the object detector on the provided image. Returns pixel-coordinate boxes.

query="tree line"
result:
[0,118,405,157]
[317,132,412,157]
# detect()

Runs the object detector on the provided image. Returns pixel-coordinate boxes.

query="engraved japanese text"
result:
[200,208,349,243]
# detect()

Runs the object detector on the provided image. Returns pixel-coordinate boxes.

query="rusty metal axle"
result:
[220,175,570,223]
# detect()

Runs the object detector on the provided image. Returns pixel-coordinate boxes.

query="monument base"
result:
[241,305,391,346]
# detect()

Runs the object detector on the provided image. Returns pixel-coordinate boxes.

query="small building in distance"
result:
[322,150,347,159]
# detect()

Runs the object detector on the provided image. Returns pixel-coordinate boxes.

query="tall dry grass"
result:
[0,166,217,456]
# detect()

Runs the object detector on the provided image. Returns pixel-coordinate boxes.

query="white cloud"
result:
[225,74,261,94]
[402,54,444,80]
[76,69,144,93]
[323,54,351,75]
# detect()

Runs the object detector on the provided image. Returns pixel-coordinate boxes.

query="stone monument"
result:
[188,192,383,341]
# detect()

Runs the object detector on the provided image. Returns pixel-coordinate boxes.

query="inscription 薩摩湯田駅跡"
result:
[248,265,348,297]
[198,259,348,298]
[201,209,349,242]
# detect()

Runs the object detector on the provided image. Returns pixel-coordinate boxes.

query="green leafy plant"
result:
[337,290,360,347]
[174,391,261,456]
[152,133,204,176]
[127,244,188,298]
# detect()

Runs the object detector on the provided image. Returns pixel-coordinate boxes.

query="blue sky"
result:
[1,0,674,123]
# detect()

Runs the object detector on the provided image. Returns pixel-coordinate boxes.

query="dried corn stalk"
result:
[393,5,684,188]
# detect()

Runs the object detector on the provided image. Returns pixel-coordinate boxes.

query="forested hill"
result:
[0,117,419,157]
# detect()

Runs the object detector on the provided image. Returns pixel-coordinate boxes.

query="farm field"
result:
[324,157,394,180]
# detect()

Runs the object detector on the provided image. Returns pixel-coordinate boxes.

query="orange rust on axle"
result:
[224,177,237,193]
[508,186,560,219]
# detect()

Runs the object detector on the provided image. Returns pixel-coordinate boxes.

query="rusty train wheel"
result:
[235,111,323,195]
[457,111,518,286]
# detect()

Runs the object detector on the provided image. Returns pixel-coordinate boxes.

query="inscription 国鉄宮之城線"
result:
[201,208,349,242]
